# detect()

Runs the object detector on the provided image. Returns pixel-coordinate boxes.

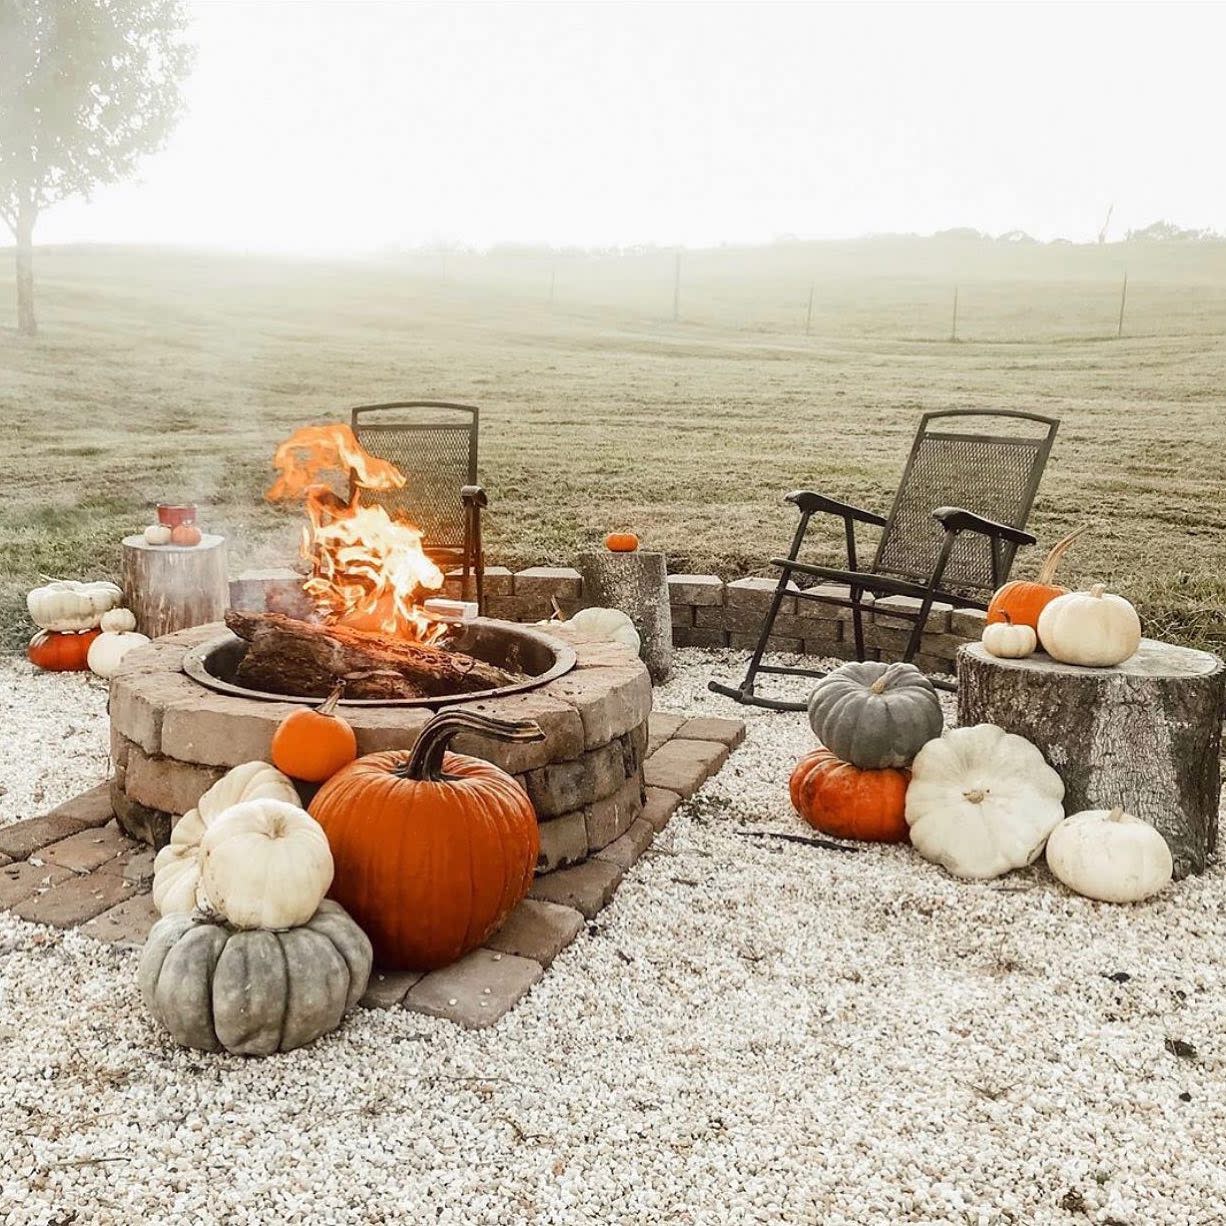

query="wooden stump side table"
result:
[577,549,672,683]
[958,640,1225,878]
[121,534,229,641]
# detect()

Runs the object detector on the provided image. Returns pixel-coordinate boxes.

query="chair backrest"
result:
[349,401,479,551]
[872,410,1059,592]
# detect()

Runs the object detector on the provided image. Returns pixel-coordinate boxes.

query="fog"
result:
[37,0,1226,253]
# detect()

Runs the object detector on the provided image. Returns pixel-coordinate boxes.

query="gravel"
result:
[3,647,1226,1224]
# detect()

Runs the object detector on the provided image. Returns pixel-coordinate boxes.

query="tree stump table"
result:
[959,640,1225,878]
[121,534,229,640]
[577,549,672,682]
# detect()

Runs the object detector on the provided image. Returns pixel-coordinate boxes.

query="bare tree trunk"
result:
[15,204,35,336]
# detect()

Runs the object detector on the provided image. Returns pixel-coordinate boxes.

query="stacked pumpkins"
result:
[792,661,1173,903]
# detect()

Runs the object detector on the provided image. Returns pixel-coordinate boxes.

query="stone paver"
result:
[78,892,159,947]
[0,813,87,862]
[950,606,989,639]
[360,970,423,1010]
[675,716,746,750]
[641,787,683,833]
[666,574,724,606]
[14,870,137,929]
[96,845,157,886]
[593,818,655,873]
[512,566,583,601]
[528,859,623,920]
[48,784,115,829]
[0,861,75,910]
[404,949,544,1029]
[40,824,133,874]
[485,898,584,968]
[647,712,686,753]
[642,737,730,799]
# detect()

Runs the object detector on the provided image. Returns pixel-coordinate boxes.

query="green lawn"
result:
[1,238,1223,653]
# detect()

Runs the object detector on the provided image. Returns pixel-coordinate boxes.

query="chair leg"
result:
[903,529,958,661]
[473,505,485,616]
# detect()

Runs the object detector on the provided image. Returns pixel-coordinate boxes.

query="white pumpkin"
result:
[200,799,334,930]
[981,619,1036,660]
[905,724,1066,880]
[26,579,123,631]
[1046,807,1173,903]
[87,628,151,678]
[143,523,173,545]
[566,606,641,652]
[1037,584,1141,667]
[100,607,137,633]
[152,761,299,916]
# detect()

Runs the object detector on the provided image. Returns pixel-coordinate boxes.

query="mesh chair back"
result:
[872,410,1059,592]
[349,402,479,551]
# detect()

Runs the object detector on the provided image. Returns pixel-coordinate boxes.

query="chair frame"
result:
[349,401,488,612]
[710,409,1060,708]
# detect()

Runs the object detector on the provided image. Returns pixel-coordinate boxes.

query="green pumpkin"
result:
[807,661,942,769]
[138,900,372,1056]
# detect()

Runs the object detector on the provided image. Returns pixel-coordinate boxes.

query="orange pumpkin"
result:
[309,710,544,970]
[789,746,909,842]
[271,684,357,782]
[170,523,203,547]
[987,526,1087,631]
[27,629,101,672]
[604,532,639,552]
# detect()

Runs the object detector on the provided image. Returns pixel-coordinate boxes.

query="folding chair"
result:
[710,409,1060,707]
[349,401,487,612]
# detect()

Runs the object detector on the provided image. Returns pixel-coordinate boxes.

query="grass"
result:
[1,238,1223,654]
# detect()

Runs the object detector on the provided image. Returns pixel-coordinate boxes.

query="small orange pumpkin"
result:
[789,746,909,842]
[27,628,101,672]
[271,684,357,782]
[309,710,544,970]
[987,526,1086,631]
[604,532,639,552]
[170,522,203,547]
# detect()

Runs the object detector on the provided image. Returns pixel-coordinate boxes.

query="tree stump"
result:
[121,534,229,640]
[577,549,672,682]
[958,640,1225,878]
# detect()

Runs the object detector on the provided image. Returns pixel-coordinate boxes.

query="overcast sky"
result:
[37,0,1226,252]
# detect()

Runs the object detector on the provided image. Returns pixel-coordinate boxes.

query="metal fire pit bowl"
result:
[181,618,577,708]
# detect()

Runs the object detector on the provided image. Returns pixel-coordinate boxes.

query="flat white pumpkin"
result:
[143,523,173,545]
[87,629,151,678]
[1046,807,1173,903]
[27,579,123,632]
[1037,584,1141,667]
[151,761,299,916]
[567,606,641,652]
[200,799,334,930]
[905,724,1066,880]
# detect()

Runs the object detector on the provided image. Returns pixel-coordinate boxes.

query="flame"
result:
[266,423,445,641]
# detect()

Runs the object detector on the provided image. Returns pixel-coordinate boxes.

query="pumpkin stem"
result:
[316,682,345,717]
[1035,526,1089,585]
[1089,583,1107,599]
[963,788,987,804]
[869,676,889,695]
[1108,806,1126,821]
[398,710,545,782]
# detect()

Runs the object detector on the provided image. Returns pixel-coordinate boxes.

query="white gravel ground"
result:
[2,647,1225,1225]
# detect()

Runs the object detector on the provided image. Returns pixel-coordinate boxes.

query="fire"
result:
[266,423,445,641]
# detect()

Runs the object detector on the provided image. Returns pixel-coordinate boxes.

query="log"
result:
[122,533,229,640]
[577,548,672,682]
[224,610,524,701]
[958,640,1225,878]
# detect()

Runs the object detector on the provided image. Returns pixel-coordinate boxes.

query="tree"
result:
[0,0,192,335]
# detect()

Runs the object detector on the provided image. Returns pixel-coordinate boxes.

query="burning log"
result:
[225,610,524,701]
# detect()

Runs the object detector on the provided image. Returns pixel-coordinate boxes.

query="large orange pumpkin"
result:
[987,526,1086,631]
[789,746,909,842]
[308,710,543,970]
[28,629,101,672]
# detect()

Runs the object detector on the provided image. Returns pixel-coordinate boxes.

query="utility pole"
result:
[1117,270,1128,338]
[549,267,556,307]
[805,282,815,335]
[950,286,959,342]
[673,250,681,322]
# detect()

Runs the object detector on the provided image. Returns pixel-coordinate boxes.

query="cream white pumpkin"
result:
[567,606,641,652]
[1037,584,1141,667]
[981,619,1037,660]
[1045,807,1173,903]
[87,628,151,678]
[151,761,299,916]
[26,579,123,632]
[143,523,173,545]
[905,724,1066,880]
[100,607,137,633]
[200,799,334,930]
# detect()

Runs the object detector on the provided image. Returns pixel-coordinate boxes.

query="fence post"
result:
[673,250,681,322]
[1117,270,1128,338]
[950,286,959,342]
[805,282,814,335]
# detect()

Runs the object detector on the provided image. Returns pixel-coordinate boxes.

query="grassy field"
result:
[1,238,1223,653]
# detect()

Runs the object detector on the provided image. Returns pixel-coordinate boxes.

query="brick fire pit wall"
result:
[108,621,652,878]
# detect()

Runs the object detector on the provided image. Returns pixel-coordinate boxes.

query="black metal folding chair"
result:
[349,401,487,612]
[710,409,1060,707]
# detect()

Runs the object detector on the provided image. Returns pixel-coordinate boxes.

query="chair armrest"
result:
[786,490,886,527]
[932,506,1035,546]
[461,484,488,509]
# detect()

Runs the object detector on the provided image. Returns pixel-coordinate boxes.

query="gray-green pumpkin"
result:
[807,661,942,769]
[138,900,372,1056]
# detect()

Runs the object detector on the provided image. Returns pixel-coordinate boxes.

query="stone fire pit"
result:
[108,619,652,877]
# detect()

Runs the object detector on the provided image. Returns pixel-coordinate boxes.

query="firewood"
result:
[224,610,524,700]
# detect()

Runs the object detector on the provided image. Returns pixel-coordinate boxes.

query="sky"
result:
[36,0,1226,253]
